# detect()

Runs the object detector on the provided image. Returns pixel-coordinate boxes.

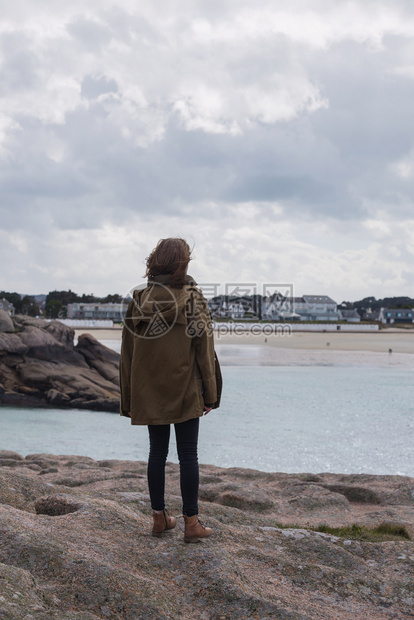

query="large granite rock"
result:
[0,317,120,411]
[0,451,413,619]
[76,333,120,385]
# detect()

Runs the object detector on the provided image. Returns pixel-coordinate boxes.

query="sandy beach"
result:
[73,326,414,368]
[75,327,414,354]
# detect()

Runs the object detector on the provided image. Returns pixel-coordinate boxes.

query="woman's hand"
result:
[203,405,212,415]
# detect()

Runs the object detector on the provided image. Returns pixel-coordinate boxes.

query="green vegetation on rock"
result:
[275,521,411,542]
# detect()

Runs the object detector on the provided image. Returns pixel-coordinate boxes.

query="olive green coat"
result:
[119,275,221,425]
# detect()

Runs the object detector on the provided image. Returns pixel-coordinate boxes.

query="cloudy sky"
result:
[1,0,414,302]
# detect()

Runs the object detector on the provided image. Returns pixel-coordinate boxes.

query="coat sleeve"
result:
[212,353,222,409]
[119,301,134,417]
[191,290,218,406]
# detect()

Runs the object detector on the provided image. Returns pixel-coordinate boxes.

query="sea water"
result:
[1,365,413,475]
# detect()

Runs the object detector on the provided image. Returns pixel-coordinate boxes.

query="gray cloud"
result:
[1,1,414,298]
[67,19,112,50]
[223,173,335,204]
[81,75,118,99]
[0,33,38,93]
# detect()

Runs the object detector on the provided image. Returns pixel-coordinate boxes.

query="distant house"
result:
[228,301,245,319]
[207,299,221,316]
[208,295,256,319]
[267,295,341,321]
[338,308,361,323]
[67,302,124,322]
[263,296,301,320]
[300,295,340,321]
[378,308,414,324]
[208,297,229,318]
[0,298,15,316]
[209,293,342,322]
[263,299,281,320]
[362,309,380,321]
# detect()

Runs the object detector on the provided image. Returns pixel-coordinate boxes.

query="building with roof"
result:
[378,308,414,324]
[67,302,124,322]
[209,293,343,322]
[338,308,361,323]
[300,295,339,320]
[271,295,341,321]
[208,295,256,319]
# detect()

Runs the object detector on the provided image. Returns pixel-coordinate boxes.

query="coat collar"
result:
[147,274,197,286]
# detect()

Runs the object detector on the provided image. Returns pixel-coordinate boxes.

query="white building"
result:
[228,301,245,319]
[67,302,124,322]
[264,295,340,321]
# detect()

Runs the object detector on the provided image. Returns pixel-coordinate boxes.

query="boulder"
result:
[200,481,274,511]
[0,333,29,356]
[75,334,120,385]
[0,317,120,411]
[17,360,119,406]
[0,309,14,334]
[0,450,24,460]
[45,320,75,348]
[46,389,71,406]
[0,469,55,512]
[19,326,71,361]
[284,483,351,515]
[12,315,50,330]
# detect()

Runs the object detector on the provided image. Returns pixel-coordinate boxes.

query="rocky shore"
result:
[0,451,413,619]
[0,311,120,411]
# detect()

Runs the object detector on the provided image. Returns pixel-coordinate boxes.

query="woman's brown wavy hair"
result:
[145,238,192,288]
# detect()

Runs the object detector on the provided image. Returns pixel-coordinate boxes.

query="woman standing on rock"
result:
[120,238,221,542]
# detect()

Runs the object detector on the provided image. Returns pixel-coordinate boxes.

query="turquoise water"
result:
[1,366,413,475]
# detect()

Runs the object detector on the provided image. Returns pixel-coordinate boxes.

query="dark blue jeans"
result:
[147,417,199,517]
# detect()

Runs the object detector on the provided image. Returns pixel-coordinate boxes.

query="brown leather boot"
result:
[152,509,176,537]
[183,515,212,543]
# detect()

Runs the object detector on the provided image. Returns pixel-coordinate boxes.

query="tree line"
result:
[2,289,413,320]
[340,296,414,316]
[0,292,39,316]
[0,290,122,319]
